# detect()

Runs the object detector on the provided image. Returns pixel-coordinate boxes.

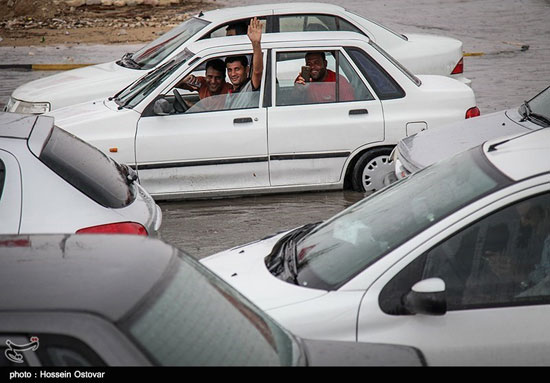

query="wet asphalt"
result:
[1,0,549,258]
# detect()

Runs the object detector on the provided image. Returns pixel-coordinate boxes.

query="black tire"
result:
[350,147,394,193]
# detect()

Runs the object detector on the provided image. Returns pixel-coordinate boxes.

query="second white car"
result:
[5,2,469,114]
[48,32,478,199]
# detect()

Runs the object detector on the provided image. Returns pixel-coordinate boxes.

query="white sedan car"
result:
[0,112,162,236]
[49,32,478,198]
[202,128,550,366]
[5,2,469,114]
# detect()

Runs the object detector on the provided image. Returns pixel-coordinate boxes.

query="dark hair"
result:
[305,51,327,61]
[225,55,249,68]
[226,21,248,35]
[205,58,226,74]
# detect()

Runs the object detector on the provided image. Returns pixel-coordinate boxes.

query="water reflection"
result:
[159,190,367,259]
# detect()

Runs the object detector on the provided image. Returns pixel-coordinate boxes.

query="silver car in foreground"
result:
[391,85,550,181]
[0,112,162,235]
[0,234,426,366]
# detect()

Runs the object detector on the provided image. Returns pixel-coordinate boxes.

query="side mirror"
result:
[403,278,447,316]
[153,98,174,116]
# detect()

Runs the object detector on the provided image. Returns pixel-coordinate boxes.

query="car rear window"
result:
[124,255,303,366]
[37,127,136,208]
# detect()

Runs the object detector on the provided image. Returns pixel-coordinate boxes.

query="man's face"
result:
[305,53,328,81]
[226,61,249,87]
[205,67,225,94]
[226,28,237,36]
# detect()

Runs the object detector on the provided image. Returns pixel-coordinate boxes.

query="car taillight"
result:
[465,106,481,119]
[76,222,148,236]
[451,57,464,74]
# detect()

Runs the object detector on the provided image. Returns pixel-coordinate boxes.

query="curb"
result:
[0,63,95,71]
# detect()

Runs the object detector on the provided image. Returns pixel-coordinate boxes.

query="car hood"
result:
[11,61,145,111]
[200,231,329,311]
[398,108,537,171]
[47,98,120,128]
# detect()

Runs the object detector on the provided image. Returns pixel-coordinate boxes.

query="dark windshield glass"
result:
[526,86,550,125]
[126,255,303,366]
[130,17,209,69]
[293,147,511,290]
[39,127,135,208]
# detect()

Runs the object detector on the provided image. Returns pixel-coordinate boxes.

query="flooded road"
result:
[159,190,365,258]
[1,0,549,259]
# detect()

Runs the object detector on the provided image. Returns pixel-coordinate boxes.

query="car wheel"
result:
[351,148,394,193]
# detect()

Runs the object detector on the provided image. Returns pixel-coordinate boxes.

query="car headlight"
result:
[4,97,16,112]
[8,98,51,114]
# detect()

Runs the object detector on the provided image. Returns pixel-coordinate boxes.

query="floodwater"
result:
[1,0,549,258]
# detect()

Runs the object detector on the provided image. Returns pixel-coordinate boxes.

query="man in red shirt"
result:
[294,51,355,104]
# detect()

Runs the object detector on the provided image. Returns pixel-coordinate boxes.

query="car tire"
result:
[351,148,394,193]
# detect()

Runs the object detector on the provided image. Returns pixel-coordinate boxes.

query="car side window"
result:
[156,54,261,115]
[278,14,364,34]
[380,193,550,314]
[345,47,405,100]
[275,50,373,107]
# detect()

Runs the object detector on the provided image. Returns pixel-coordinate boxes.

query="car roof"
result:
[483,127,550,181]
[0,235,178,322]
[186,30,370,54]
[0,112,44,139]
[198,2,347,22]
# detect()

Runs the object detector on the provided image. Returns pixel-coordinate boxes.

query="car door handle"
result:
[233,117,254,124]
[349,109,368,116]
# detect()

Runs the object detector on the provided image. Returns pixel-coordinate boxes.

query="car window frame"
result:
[199,15,273,39]
[270,46,377,108]
[272,12,367,36]
[142,48,268,117]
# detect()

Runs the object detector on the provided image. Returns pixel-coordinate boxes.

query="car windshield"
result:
[292,147,511,290]
[121,17,209,70]
[521,86,550,127]
[125,255,304,366]
[114,49,194,109]
[37,127,136,208]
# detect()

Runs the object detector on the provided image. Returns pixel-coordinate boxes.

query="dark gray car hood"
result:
[398,108,541,172]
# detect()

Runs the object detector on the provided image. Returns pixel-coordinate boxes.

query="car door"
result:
[0,150,21,234]
[357,184,550,365]
[134,52,269,197]
[267,47,384,187]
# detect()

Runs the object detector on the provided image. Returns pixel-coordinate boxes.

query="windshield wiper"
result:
[117,52,143,69]
[266,222,321,284]
[520,100,550,127]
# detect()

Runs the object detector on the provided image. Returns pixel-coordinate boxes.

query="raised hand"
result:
[247,17,262,45]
